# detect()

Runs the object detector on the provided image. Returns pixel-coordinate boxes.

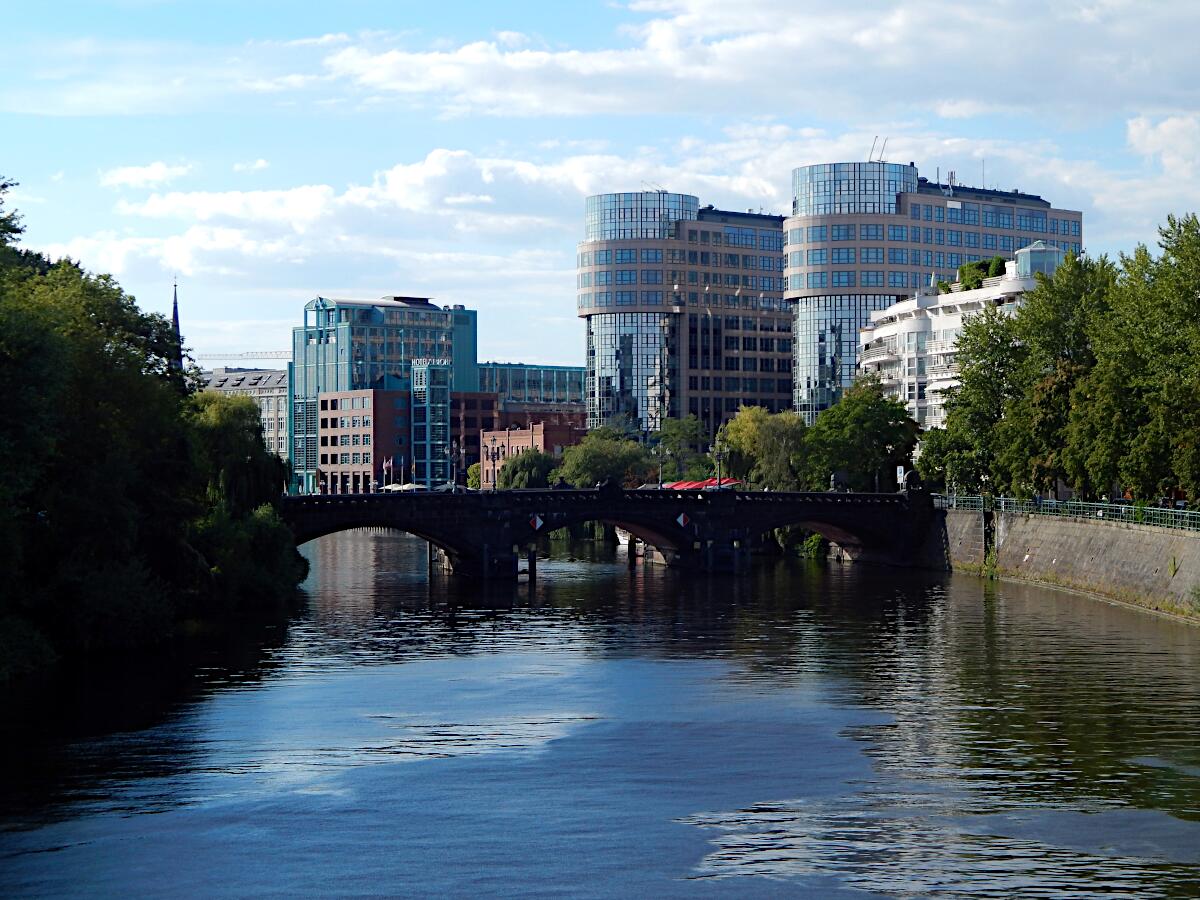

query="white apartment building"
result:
[858,241,1065,428]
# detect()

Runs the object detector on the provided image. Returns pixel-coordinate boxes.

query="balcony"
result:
[859,344,898,363]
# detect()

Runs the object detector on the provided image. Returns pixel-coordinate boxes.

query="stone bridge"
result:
[280,483,943,580]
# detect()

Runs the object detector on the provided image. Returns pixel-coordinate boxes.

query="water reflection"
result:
[2,529,1199,896]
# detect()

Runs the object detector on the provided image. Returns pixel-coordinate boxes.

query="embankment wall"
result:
[942,509,1200,619]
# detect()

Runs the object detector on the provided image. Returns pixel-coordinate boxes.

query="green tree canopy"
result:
[716,405,772,481]
[651,414,708,481]
[497,449,558,489]
[557,433,651,488]
[1,192,306,679]
[801,378,918,492]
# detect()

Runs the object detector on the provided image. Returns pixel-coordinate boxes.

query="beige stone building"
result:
[576,192,791,437]
[202,368,289,460]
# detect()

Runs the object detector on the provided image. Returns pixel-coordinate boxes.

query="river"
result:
[3,530,1200,897]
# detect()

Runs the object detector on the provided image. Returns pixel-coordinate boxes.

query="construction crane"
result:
[193,351,291,361]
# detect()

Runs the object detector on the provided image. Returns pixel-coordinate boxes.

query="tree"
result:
[932,304,1024,493]
[652,414,707,481]
[800,378,918,492]
[497,450,557,489]
[467,462,482,490]
[716,405,771,481]
[752,413,807,491]
[0,192,306,679]
[557,434,650,487]
[997,252,1116,496]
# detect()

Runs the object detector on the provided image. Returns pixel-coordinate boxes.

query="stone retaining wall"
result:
[942,508,1200,620]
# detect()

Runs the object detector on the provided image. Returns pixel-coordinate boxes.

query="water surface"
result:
[3,531,1200,897]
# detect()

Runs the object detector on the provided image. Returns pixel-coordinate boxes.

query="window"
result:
[888,248,908,264]
[807,248,827,265]
[616,291,636,305]
[616,269,637,284]
[861,271,884,287]
[807,271,827,288]
[615,249,637,263]
[888,225,907,241]
[640,291,662,304]
[965,232,980,248]
[934,206,945,222]
[832,271,855,287]
[910,203,921,219]
[948,230,962,246]
[640,249,663,263]
[831,247,855,264]
[641,270,663,283]
[860,224,884,240]
[788,228,803,244]
[983,233,997,250]
[807,225,827,242]
[340,453,350,464]
[831,224,855,241]
[888,271,907,287]
[861,247,884,263]
[594,250,612,264]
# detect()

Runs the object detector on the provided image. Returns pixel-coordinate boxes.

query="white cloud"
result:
[233,158,271,173]
[1127,115,1200,179]
[118,185,337,232]
[100,161,192,188]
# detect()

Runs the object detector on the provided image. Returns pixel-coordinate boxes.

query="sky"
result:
[5,0,1200,367]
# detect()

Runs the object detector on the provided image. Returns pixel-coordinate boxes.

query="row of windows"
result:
[787,218,1080,245]
[580,252,785,271]
[686,228,785,251]
[578,294,792,314]
[320,416,373,429]
[580,270,784,290]
[787,243,1081,280]
[319,433,372,447]
[319,396,371,411]
[319,452,373,465]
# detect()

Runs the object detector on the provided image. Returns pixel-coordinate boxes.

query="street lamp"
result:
[445,439,459,493]
[710,439,726,488]
[653,443,668,489]
[489,434,499,491]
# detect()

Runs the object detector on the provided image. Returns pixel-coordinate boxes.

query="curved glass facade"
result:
[792,293,897,422]
[791,162,917,216]
[585,192,699,241]
[586,312,678,432]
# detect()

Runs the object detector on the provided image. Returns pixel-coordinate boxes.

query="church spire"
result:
[170,277,184,373]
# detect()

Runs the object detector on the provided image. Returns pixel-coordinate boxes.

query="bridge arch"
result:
[279,489,937,580]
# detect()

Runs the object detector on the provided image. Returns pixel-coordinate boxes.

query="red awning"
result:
[663,478,740,490]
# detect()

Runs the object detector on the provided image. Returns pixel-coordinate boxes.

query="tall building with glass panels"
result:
[288,295,478,492]
[577,191,790,436]
[478,362,585,404]
[784,161,1082,423]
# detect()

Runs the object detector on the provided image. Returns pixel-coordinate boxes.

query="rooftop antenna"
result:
[868,135,879,161]
[982,157,986,190]
[878,136,889,162]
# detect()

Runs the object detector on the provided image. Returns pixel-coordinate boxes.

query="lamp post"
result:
[710,439,725,488]
[489,435,498,490]
[445,439,459,493]
[653,443,667,489]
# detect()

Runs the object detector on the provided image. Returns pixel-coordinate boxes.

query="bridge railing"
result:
[282,488,914,508]
[934,494,1200,533]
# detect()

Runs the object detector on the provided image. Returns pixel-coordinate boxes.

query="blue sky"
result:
[5,0,1199,366]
